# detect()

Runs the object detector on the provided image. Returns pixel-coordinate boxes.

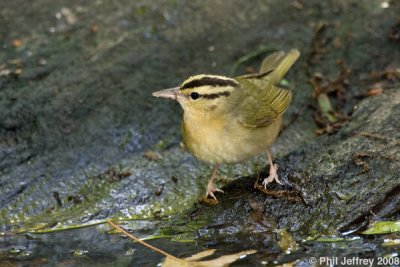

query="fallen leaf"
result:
[91,25,98,33]
[367,88,383,96]
[362,221,400,235]
[315,236,346,242]
[143,150,163,161]
[12,39,22,48]
[277,230,299,252]
[162,257,189,267]
[190,250,256,267]
[162,249,256,267]
[60,7,77,25]
[317,93,337,123]
[198,196,219,206]
[275,261,301,267]
[107,220,256,267]
[184,249,216,261]
[382,238,400,247]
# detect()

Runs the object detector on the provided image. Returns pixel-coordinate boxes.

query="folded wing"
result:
[234,49,300,128]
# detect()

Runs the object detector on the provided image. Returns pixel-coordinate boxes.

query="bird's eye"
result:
[190,92,199,100]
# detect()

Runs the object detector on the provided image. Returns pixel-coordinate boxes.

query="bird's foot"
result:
[206,181,224,200]
[262,164,282,188]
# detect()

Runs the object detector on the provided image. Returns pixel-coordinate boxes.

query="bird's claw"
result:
[262,164,282,188]
[206,184,224,200]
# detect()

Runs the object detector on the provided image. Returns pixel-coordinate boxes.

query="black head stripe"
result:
[181,77,238,90]
[240,69,274,79]
[201,91,231,99]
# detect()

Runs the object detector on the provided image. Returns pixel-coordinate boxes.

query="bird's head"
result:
[152,74,239,115]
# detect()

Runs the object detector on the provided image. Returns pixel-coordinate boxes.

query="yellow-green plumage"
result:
[153,49,300,199]
[182,49,299,164]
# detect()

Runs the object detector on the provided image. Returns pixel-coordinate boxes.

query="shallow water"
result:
[1,223,399,266]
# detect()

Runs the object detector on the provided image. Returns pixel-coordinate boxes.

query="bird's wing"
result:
[233,49,299,128]
[234,78,292,128]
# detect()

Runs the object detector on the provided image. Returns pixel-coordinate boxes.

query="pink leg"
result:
[206,165,224,200]
[262,149,282,188]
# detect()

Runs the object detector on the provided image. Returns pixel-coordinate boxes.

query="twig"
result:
[107,220,183,262]
[254,176,303,203]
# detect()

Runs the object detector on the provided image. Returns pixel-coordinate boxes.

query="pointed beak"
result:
[152,87,180,100]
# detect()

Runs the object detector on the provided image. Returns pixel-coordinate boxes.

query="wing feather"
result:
[234,49,299,128]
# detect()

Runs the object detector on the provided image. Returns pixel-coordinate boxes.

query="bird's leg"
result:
[262,149,282,188]
[206,164,224,200]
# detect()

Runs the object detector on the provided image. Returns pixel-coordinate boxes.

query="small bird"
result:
[153,49,300,200]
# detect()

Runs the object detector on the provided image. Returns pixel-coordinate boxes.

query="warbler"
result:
[153,49,300,199]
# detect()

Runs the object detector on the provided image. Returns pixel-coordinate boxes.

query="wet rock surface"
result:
[1,0,399,265]
[181,89,400,246]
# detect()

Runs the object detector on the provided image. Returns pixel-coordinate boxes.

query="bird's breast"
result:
[181,112,281,165]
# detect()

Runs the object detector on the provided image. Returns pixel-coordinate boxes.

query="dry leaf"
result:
[143,150,163,160]
[275,260,301,267]
[12,39,22,48]
[163,257,190,267]
[107,220,256,267]
[184,249,216,261]
[162,249,256,267]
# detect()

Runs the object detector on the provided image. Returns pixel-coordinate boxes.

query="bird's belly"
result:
[182,117,281,165]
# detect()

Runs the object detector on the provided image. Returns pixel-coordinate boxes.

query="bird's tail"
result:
[259,49,300,85]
